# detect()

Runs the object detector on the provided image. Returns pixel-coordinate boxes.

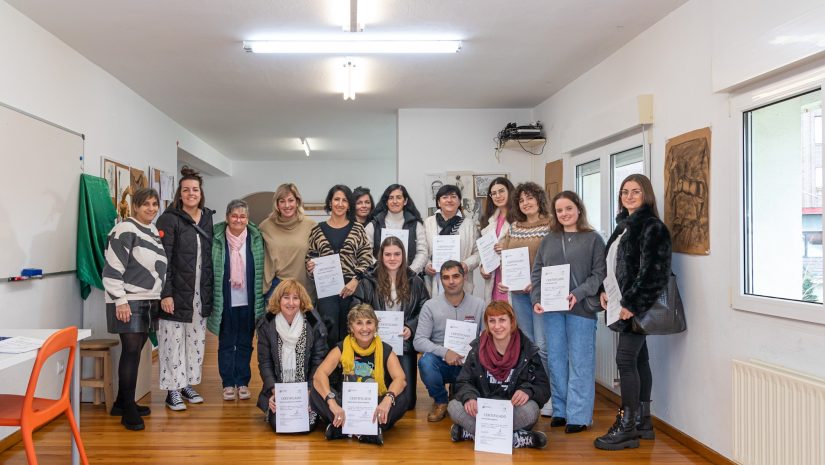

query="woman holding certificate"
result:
[423,184,480,295]
[352,236,430,409]
[364,184,428,274]
[306,185,373,349]
[256,279,328,433]
[593,174,671,451]
[497,183,551,370]
[530,191,606,433]
[448,301,550,449]
[478,177,515,304]
[311,304,408,446]
[259,183,317,302]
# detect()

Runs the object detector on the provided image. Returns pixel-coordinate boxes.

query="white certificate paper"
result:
[375,310,404,355]
[381,228,410,255]
[604,277,623,326]
[342,382,378,436]
[540,264,570,312]
[312,254,346,299]
[474,398,513,455]
[500,247,531,291]
[476,230,500,273]
[273,382,310,433]
[432,235,461,271]
[443,319,476,357]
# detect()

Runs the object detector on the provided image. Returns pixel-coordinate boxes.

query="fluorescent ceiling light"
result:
[243,39,461,54]
[301,138,311,156]
[343,58,356,100]
[344,0,364,32]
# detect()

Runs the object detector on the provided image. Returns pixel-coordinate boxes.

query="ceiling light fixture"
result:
[344,0,364,32]
[243,39,461,54]
[301,138,311,156]
[343,58,356,101]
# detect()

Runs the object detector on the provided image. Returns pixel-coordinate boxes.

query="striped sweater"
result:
[102,218,168,306]
[306,221,373,281]
[500,217,552,271]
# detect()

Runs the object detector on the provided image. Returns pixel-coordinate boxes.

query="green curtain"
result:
[76,174,117,299]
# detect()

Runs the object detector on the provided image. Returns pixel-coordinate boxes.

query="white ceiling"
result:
[7,0,687,162]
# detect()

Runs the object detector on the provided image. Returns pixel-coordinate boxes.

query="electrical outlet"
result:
[56,361,65,375]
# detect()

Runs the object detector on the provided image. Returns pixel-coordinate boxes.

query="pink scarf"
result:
[226,228,247,289]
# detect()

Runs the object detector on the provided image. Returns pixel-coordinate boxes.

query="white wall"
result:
[0,0,230,440]
[397,108,542,211]
[533,0,825,459]
[206,159,397,217]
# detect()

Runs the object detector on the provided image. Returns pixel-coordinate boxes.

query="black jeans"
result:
[218,305,255,387]
[615,331,652,410]
[310,385,409,431]
[398,352,418,409]
[316,295,353,350]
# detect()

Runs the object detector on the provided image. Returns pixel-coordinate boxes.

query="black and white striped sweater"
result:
[103,218,168,306]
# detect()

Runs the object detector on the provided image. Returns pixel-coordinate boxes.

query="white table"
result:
[0,328,91,465]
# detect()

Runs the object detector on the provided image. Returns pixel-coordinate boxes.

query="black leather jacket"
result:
[351,268,429,353]
[255,308,328,413]
[156,207,214,322]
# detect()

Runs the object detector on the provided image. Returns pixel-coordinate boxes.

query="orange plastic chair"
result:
[0,326,90,465]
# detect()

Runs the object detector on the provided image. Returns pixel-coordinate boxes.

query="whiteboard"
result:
[0,103,84,276]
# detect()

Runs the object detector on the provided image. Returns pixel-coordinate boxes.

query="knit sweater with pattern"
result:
[499,217,552,271]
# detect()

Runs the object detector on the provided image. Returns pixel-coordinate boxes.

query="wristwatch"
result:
[324,392,337,403]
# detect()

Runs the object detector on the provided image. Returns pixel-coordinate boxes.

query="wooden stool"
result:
[79,339,119,412]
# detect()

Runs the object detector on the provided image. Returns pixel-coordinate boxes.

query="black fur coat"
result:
[605,204,672,332]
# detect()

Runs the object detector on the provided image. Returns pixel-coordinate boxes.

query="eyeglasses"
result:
[620,189,643,198]
[490,188,507,197]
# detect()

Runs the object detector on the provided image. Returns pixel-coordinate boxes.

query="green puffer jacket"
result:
[207,222,265,335]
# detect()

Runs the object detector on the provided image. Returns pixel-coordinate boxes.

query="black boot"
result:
[119,390,145,431]
[593,407,640,451]
[111,390,151,417]
[637,401,655,440]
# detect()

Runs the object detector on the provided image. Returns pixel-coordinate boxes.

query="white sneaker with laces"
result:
[238,385,251,400]
[223,386,236,401]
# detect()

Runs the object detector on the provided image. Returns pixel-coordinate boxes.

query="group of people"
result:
[102,167,672,452]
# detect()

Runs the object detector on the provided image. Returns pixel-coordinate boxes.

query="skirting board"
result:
[595,384,734,465]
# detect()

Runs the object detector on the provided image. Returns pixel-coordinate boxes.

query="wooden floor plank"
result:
[0,333,710,464]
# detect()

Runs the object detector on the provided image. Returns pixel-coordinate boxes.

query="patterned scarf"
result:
[340,334,387,395]
[478,330,521,382]
[275,312,306,383]
[226,228,247,289]
[436,210,464,235]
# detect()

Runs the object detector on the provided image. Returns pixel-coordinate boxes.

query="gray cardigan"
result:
[530,230,606,320]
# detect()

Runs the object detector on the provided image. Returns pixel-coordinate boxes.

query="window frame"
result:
[731,69,825,325]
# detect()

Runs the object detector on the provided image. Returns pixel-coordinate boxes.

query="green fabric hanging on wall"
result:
[76,174,117,299]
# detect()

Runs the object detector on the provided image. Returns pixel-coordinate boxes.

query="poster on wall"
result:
[150,166,174,218]
[664,127,711,255]
[101,157,132,223]
[446,171,479,222]
[424,173,447,215]
[473,173,509,198]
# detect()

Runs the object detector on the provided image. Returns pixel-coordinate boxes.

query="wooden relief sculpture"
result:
[664,127,711,255]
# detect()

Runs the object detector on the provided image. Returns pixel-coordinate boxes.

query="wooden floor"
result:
[0,334,710,464]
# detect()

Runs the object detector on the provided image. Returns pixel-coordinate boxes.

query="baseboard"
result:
[595,384,735,465]
[0,431,21,454]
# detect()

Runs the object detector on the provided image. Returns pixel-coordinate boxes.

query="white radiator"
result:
[595,317,620,391]
[733,360,825,465]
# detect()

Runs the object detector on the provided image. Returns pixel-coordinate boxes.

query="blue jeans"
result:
[542,311,597,425]
[510,292,548,375]
[218,305,255,388]
[418,352,463,404]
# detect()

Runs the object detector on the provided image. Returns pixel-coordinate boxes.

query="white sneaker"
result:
[223,386,236,401]
[237,385,251,400]
[541,401,553,417]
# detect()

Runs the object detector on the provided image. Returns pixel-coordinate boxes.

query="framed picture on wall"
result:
[473,173,509,198]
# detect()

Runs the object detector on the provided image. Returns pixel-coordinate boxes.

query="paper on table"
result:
[274,382,310,433]
[604,277,622,326]
[380,228,410,256]
[443,319,476,357]
[501,247,530,291]
[375,311,404,355]
[342,382,378,436]
[474,397,513,455]
[312,254,346,299]
[0,336,44,354]
[432,235,461,271]
[476,230,500,273]
[540,264,570,312]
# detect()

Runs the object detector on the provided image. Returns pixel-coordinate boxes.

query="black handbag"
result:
[630,272,687,335]
[561,232,602,314]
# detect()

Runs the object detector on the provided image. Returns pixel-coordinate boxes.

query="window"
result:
[610,146,644,229]
[743,88,823,305]
[576,159,601,233]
